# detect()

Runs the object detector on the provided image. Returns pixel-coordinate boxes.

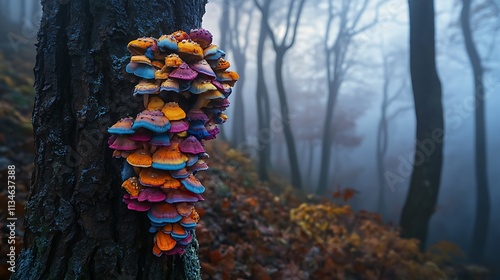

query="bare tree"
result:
[254,0,306,189]
[316,0,379,194]
[399,0,444,249]
[253,0,272,182]
[461,0,490,262]
[228,1,253,148]
[376,47,410,216]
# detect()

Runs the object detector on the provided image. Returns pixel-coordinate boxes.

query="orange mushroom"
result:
[126,149,153,168]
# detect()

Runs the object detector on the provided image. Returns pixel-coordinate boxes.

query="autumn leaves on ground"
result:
[0,37,488,280]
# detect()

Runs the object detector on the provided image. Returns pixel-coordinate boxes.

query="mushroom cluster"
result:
[108,29,237,256]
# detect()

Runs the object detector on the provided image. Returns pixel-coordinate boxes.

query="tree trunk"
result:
[12,0,207,279]
[461,0,490,263]
[399,0,444,249]
[255,0,271,182]
[376,69,389,216]
[274,51,302,189]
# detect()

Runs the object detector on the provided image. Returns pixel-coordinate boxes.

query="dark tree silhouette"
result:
[399,0,444,249]
[461,0,490,262]
[255,0,306,189]
[12,0,207,279]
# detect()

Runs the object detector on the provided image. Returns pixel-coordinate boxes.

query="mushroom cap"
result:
[160,78,180,93]
[216,70,239,86]
[154,70,169,80]
[164,189,203,203]
[127,37,157,55]
[108,117,135,135]
[152,60,165,69]
[175,202,194,217]
[161,102,186,121]
[158,34,179,52]
[134,80,159,95]
[181,174,205,194]
[169,120,189,133]
[162,176,182,190]
[123,194,152,212]
[168,62,198,81]
[179,216,197,229]
[171,30,190,42]
[178,232,193,245]
[169,168,190,179]
[126,149,152,168]
[203,45,226,61]
[187,108,209,124]
[122,177,143,197]
[171,223,188,239]
[139,168,172,187]
[207,98,230,109]
[147,96,165,111]
[179,136,205,154]
[189,59,216,79]
[131,55,152,66]
[152,146,187,171]
[177,39,204,62]
[187,123,210,139]
[132,110,171,133]
[204,125,220,140]
[149,133,171,147]
[164,53,184,68]
[137,187,167,203]
[148,202,182,223]
[188,159,209,173]
[211,113,228,125]
[109,135,139,151]
[126,62,156,79]
[129,128,153,141]
[164,245,186,255]
[162,223,173,234]
[186,154,199,167]
[190,208,200,223]
[152,244,163,257]
[199,89,225,101]
[210,58,231,71]
[189,78,217,94]
[155,230,177,251]
[189,28,213,49]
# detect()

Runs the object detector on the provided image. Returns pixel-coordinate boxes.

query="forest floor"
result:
[0,45,492,279]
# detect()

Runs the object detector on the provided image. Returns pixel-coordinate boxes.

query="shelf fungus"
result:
[108,28,238,256]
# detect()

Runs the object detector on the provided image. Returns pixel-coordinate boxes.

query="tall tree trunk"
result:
[229,6,250,148]
[461,0,490,263]
[399,0,444,249]
[376,64,390,216]
[12,0,207,279]
[255,0,271,182]
[274,51,302,189]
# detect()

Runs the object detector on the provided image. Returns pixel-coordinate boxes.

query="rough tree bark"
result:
[460,0,490,262]
[399,0,444,249]
[12,0,207,279]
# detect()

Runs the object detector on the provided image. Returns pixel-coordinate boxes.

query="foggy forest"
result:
[0,0,498,279]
